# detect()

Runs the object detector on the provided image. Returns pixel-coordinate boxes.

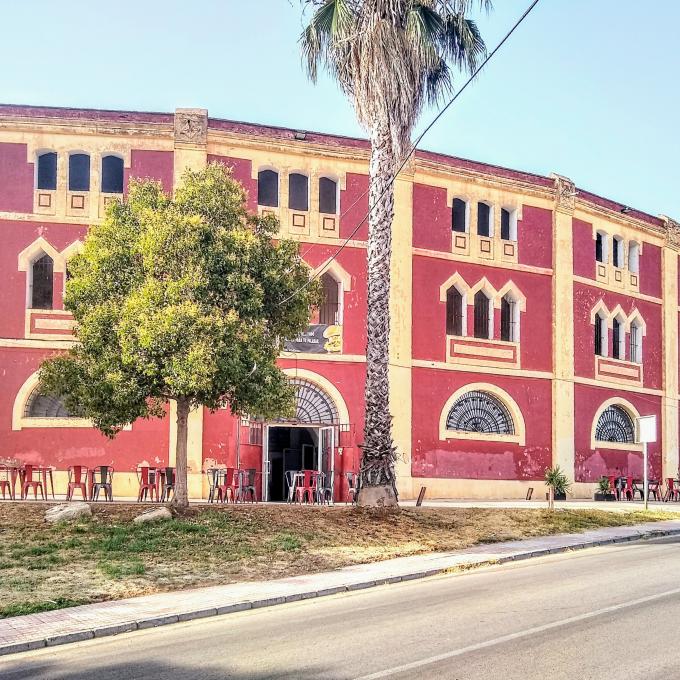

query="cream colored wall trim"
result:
[438,382,526,446]
[412,359,552,380]
[18,236,65,272]
[0,337,76,349]
[314,258,352,291]
[438,271,470,301]
[413,247,552,276]
[282,367,350,424]
[278,352,365,363]
[662,248,679,478]
[61,240,84,261]
[573,376,661,396]
[574,275,662,305]
[590,396,642,451]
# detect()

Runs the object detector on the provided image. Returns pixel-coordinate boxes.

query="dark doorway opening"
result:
[267,427,318,502]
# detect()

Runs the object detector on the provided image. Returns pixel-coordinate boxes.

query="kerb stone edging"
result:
[1,520,679,657]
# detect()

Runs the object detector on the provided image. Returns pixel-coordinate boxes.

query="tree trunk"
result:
[548,486,554,511]
[173,398,190,509]
[358,126,399,508]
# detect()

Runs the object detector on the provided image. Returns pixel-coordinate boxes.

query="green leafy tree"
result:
[301,0,490,505]
[39,164,319,508]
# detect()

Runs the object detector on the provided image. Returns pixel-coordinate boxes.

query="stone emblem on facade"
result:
[551,173,576,213]
[174,108,208,145]
[660,214,680,249]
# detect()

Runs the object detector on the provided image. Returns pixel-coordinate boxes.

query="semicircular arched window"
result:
[288,378,339,425]
[595,405,635,444]
[24,389,75,418]
[446,390,515,435]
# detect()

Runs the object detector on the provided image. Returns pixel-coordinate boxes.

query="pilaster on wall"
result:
[661,216,679,479]
[390,168,414,499]
[173,108,208,190]
[550,174,576,480]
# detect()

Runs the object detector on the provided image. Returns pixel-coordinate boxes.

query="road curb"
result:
[3,525,680,657]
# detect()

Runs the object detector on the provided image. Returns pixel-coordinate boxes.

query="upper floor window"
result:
[630,321,642,363]
[500,208,517,241]
[318,272,341,325]
[30,254,54,310]
[595,231,608,264]
[319,177,338,214]
[68,153,90,192]
[477,202,491,237]
[446,390,515,436]
[628,242,640,273]
[612,315,624,360]
[24,389,75,418]
[289,173,309,211]
[452,198,467,234]
[446,286,464,336]
[595,404,635,444]
[594,312,606,357]
[257,169,278,207]
[36,152,57,190]
[500,294,519,342]
[612,236,624,268]
[101,155,124,194]
[473,290,491,339]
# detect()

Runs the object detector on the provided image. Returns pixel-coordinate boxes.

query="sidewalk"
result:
[2,518,680,657]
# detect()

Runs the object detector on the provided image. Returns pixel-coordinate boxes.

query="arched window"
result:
[446,390,515,435]
[319,177,338,214]
[477,202,491,237]
[473,290,491,339]
[628,242,640,274]
[446,286,464,336]
[500,294,518,342]
[319,272,341,325]
[595,405,635,444]
[24,389,75,418]
[500,208,517,241]
[612,236,624,268]
[594,312,607,357]
[36,152,57,190]
[289,173,309,211]
[101,155,124,193]
[288,378,339,425]
[30,254,54,309]
[68,153,90,192]
[257,169,278,207]
[612,316,625,360]
[630,321,642,364]
[452,198,467,233]
[595,232,608,264]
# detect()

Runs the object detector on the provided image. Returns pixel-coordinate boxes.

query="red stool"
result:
[21,465,45,500]
[66,465,89,501]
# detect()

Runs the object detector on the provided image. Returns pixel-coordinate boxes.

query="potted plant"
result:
[594,477,615,501]
[545,465,570,509]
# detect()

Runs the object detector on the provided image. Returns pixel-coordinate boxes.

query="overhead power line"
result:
[279,0,542,307]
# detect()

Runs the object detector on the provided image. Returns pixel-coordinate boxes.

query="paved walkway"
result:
[2,518,680,657]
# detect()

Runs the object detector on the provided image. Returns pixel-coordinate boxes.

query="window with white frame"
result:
[257,169,279,207]
[628,241,640,273]
[446,286,465,336]
[30,254,54,310]
[500,208,517,241]
[612,315,625,360]
[477,202,491,237]
[452,198,467,233]
[101,155,124,194]
[595,232,608,264]
[630,321,642,363]
[68,153,90,192]
[289,173,309,211]
[36,151,57,190]
[318,177,338,214]
[473,290,491,339]
[318,272,341,325]
[500,294,519,342]
[594,312,607,356]
[612,237,624,268]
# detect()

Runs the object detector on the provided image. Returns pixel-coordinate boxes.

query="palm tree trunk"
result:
[358,125,399,508]
[173,398,190,509]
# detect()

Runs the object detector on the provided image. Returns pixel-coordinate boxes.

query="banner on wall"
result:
[283,324,342,354]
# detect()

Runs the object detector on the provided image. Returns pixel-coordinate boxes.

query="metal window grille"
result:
[446,287,463,336]
[473,291,489,339]
[477,203,490,237]
[446,390,515,435]
[101,155,124,193]
[612,318,622,359]
[319,273,340,325]
[257,170,278,207]
[287,378,339,425]
[452,199,466,233]
[630,324,641,363]
[501,296,515,342]
[24,389,73,418]
[37,152,57,190]
[501,209,511,240]
[319,177,337,214]
[595,405,634,443]
[594,315,604,356]
[31,254,54,310]
[69,153,90,192]
[288,173,309,211]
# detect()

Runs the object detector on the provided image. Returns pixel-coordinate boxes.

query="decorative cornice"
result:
[660,214,680,249]
[551,173,576,214]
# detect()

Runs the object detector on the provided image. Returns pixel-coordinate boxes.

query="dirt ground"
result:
[0,502,668,617]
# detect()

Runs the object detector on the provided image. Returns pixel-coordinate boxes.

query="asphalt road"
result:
[4,536,680,679]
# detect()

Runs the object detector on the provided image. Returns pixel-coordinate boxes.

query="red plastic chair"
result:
[664,478,678,502]
[295,470,316,504]
[621,476,635,501]
[0,465,14,500]
[66,465,89,501]
[607,475,619,500]
[21,465,45,500]
[215,467,236,503]
[137,466,159,502]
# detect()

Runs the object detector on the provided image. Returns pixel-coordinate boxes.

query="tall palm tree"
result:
[301,0,490,506]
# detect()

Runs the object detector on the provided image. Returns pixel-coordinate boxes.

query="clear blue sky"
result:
[1,0,678,216]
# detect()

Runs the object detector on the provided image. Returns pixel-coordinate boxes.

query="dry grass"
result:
[0,503,668,618]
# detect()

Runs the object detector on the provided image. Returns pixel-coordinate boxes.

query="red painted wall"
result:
[411,255,553,372]
[0,142,33,213]
[208,154,256,212]
[411,368,552,480]
[639,242,662,299]
[126,150,174,194]
[574,383,661,482]
[573,218,595,279]
[412,183,450,252]
[339,173,369,241]
[518,205,552,269]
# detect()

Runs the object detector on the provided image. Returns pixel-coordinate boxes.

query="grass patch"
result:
[0,502,672,618]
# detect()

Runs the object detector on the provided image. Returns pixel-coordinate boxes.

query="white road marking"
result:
[354,586,680,679]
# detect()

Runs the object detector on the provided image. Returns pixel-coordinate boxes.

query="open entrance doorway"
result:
[263,425,335,502]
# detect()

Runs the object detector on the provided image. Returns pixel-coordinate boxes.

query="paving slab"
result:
[1,519,679,656]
